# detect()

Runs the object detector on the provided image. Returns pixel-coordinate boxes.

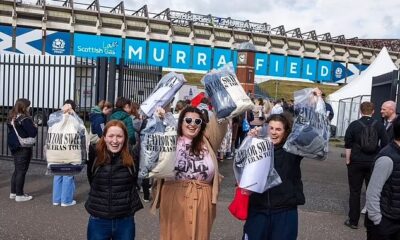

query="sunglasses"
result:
[184,117,203,126]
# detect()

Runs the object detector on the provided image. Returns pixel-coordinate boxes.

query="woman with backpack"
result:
[7,98,38,202]
[86,120,142,240]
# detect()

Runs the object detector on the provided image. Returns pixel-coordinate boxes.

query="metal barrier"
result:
[0,54,162,162]
[335,95,371,137]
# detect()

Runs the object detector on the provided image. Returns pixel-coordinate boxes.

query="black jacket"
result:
[344,116,388,163]
[377,142,400,220]
[249,145,304,210]
[7,115,38,154]
[85,147,143,219]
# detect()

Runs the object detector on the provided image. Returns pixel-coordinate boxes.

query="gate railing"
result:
[0,54,162,162]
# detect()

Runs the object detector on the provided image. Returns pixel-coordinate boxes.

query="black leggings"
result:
[11,148,32,195]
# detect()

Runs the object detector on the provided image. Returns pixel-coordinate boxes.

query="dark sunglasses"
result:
[184,117,203,126]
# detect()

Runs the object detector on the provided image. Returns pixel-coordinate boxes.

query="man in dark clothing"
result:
[322,93,334,122]
[344,101,389,229]
[381,100,397,141]
[365,116,400,240]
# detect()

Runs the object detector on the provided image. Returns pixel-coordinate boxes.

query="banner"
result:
[125,38,147,63]
[0,25,13,53]
[45,31,70,55]
[73,33,122,59]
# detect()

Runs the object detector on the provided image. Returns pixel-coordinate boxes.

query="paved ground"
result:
[0,143,367,240]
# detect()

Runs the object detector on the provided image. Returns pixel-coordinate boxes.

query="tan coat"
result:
[151,116,227,240]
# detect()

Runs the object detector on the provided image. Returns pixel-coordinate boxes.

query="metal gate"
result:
[0,54,162,162]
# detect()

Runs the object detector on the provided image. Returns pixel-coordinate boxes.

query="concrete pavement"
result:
[0,143,367,240]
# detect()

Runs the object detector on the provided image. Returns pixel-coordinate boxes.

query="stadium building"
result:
[0,0,399,84]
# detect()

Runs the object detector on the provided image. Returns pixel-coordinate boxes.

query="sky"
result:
[26,0,400,39]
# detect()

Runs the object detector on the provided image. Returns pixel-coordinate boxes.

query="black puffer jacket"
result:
[85,148,143,219]
[249,144,304,210]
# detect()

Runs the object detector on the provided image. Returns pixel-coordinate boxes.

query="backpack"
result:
[358,120,379,153]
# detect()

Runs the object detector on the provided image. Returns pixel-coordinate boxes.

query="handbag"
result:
[228,187,250,220]
[11,119,36,147]
[242,112,250,132]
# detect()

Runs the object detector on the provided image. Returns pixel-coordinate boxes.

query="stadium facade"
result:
[1,0,399,84]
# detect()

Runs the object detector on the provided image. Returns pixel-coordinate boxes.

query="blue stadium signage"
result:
[74,33,122,59]
[0,27,369,82]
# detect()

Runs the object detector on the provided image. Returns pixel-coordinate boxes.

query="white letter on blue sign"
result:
[290,62,298,74]
[198,53,206,65]
[275,61,279,72]
[153,48,165,62]
[256,58,264,71]
[217,55,227,67]
[176,50,186,64]
[128,46,142,60]
[306,64,312,76]
[320,66,328,77]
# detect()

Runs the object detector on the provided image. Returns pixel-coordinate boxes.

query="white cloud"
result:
[24,0,400,38]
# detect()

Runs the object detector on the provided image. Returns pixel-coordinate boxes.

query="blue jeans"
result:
[52,175,75,204]
[87,215,135,240]
[243,208,298,240]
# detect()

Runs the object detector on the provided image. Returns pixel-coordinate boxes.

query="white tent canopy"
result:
[328,47,397,126]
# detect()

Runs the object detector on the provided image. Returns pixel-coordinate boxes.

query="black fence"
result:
[0,54,162,162]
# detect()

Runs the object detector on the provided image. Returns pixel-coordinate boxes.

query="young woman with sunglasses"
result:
[152,106,227,240]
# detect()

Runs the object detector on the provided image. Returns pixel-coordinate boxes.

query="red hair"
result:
[95,120,134,168]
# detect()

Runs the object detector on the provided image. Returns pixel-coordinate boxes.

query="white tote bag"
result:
[46,112,87,164]
[148,126,178,179]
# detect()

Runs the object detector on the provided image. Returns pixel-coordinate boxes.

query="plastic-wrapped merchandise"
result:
[140,72,186,117]
[202,63,254,120]
[233,136,281,193]
[283,88,330,160]
[148,124,177,179]
[45,110,89,175]
[139,113,177,178]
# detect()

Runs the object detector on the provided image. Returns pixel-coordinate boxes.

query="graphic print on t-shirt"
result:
[175,141,214,182]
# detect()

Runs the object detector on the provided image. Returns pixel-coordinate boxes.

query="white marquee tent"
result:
[328,47,397,127]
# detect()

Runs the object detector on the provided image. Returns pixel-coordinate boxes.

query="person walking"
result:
[152,106,227,240]
[344,101,388,229]
[86,120,143,240]
[7,98,38,202]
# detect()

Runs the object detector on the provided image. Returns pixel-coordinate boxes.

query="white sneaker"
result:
[53,202,60,206]
[61,200,76,207]
[361,206,367,214]
[9,193,16,199]
[15,194,33,202]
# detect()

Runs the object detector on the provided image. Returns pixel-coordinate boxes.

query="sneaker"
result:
[53,202,60,206]
[361,206,367,214]
[61,200,76,207]
[9,193,16,199]
[15,194,33,202]
[344,219,358,229]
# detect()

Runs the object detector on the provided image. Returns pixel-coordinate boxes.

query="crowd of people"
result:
[6,92,400,239]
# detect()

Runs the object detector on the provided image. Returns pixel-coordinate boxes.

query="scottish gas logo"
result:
[73,33,122,58]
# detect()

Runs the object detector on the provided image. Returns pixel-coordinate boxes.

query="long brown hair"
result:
[7,98,31,122]
[95,120,134,167]
[130,102,140,119]
[177,106,207,155]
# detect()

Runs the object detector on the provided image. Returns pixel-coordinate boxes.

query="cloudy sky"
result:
[28,0,400,39]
